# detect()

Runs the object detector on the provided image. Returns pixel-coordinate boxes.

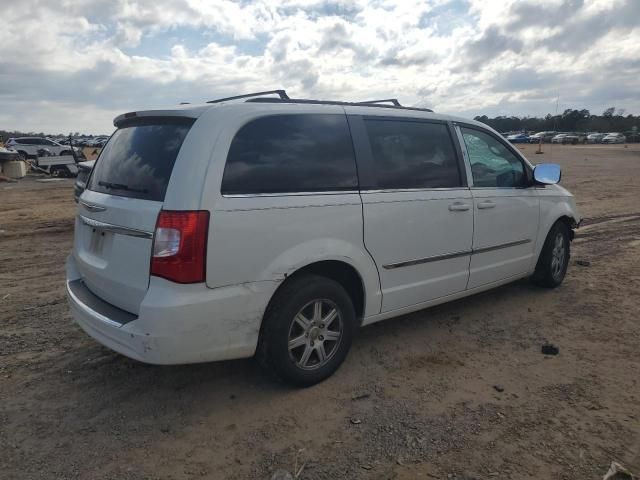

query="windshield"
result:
[87,118,194,201]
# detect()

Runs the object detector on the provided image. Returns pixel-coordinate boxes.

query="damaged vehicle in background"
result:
[5,137,82,159]
[66,90,581,387]
[73,160,96,202]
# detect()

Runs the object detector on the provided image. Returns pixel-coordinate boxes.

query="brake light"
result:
[151,210,209,283]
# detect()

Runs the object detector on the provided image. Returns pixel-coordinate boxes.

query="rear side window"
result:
[221,114,358,194]
[364,119,461,189]
[87,118,193,201]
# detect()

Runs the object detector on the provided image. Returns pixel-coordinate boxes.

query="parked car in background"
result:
[551,133,585,145]
[551,134,568,144]
[506,133,530,143]
[86,137,109,147]
[624,130,640,143]
[67,90,580,386]
[6,137,80,159]
[587,133,606,144]
[73,160,96,202]
[602,133,626,144]
[562,133,587,145]
[529,131,556,143]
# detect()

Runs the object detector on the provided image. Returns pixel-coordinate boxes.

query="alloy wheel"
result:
[550,232,566,280]
[288,299,343,370]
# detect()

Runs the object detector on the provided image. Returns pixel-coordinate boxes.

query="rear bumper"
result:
[66,255,277,364]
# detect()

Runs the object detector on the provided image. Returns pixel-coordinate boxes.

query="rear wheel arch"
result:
[256,260,366,358]
[267,260,366,323]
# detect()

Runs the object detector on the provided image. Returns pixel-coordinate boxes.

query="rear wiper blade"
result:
[98,181,148,194]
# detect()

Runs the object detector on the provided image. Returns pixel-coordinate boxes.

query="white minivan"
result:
[67,90,580,386]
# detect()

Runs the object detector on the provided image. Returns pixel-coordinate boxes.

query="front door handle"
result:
[477,200,496,209]
[449,202,471,212]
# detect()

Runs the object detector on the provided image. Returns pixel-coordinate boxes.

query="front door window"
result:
[461,128,526,188]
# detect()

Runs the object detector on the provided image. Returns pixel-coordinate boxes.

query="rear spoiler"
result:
[113,108,205,127]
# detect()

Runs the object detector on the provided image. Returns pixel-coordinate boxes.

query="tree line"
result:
[474,107,639,134]
[2,107,639,143]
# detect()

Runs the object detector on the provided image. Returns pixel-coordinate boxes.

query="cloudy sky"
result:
[1,0,638,134]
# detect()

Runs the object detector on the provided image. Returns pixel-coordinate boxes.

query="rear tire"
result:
[531,221,570,288]
[50,166,70,177]
[257,274,356,387]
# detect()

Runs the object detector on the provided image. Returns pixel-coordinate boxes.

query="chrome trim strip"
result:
[382,239,532,270]
[470,187,531,191]
[361,187,471,194]
[472,238,531,254]
[80,200,106,212]
[223,188,476,197]
[222,190,360,198]
[383,250,471,269]
[79,215,153,239]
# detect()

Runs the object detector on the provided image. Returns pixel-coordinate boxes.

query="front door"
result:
[354,115,474,313]
[457,126,540,289]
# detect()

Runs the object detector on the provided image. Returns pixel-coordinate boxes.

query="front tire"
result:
[531,221,570,288]
[257,274,356,387]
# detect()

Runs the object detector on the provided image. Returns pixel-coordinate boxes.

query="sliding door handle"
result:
[449,202,471,212]
[477,200,496,209]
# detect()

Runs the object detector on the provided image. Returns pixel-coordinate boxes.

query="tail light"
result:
[151,210,209,283]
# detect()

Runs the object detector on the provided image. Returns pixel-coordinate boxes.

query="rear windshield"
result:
[87,118,194,201]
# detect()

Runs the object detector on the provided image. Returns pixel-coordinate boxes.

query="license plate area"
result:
[88,227,107,254]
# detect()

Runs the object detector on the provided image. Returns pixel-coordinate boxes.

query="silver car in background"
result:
[587,133,606,144]
[602,133,626,144]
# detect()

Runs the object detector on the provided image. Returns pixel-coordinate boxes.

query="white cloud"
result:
[0,0,638,134]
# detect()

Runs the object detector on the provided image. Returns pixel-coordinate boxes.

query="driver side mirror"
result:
[533,163,561,185]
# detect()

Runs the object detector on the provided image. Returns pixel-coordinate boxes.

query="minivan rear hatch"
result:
[74,116,194,314]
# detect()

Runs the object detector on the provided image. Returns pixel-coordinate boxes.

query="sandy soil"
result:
[1,144,639,480]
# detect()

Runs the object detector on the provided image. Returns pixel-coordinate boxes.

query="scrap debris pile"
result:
[0,147,26,181]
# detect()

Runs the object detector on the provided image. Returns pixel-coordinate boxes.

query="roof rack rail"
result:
[206,89,289,104]
[245,97,433,113]
[357,99,401,106]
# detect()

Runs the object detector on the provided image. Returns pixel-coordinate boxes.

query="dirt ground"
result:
[1,144,639,480]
